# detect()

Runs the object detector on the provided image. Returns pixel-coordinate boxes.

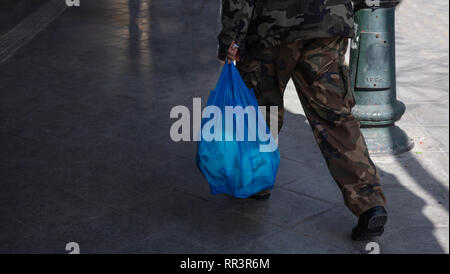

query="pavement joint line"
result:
[165,191,294,253]
[173,188,287,229]
[285,207,358,253]
[110,231,159,254]
[223,228,289,254]
[274,177,303,188]
[391,157,450,214]
[54,183,128,214]
[2,132,38,144]
[287,226,355,253]
[174,187,333,230]
[288,205,339,229]
[221,226,286,254]
[0,213,41,236]
[401,225,450,229]
[279,175,319,188]
[281,153,326,167]
[279,183,340,206]
[401,110,449,154]
[1,200,120,237]
[0,0,67,66]
[112,230,222,254]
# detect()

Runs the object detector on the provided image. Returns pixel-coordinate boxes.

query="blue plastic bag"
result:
[196,61,280,198]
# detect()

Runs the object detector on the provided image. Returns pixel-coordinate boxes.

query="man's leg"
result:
[237,42,302,133]
[237,42,302,199]
[291,37,386,217]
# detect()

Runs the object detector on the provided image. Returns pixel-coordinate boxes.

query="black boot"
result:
[250,189,271,200]
[351,206,388,241]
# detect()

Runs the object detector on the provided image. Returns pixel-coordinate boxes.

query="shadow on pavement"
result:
[281,108,447,253]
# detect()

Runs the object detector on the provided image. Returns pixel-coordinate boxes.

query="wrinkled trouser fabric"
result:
[237,37,386,216]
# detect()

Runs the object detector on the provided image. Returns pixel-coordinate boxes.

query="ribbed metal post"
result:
[350,0,414,155]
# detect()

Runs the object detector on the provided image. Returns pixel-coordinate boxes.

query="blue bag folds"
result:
[196,61,280,198]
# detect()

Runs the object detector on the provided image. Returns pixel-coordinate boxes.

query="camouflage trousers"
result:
[237,37,386,216]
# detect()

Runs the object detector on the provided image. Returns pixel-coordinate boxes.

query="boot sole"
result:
[352,213,388,241]
[368,214,388,229]
[250,193,271,201]
[352,227,385,241]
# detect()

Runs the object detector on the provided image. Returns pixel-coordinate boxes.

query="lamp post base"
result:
[361,125,414,156]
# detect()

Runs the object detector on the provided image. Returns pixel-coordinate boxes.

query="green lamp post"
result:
[350,0,414,156]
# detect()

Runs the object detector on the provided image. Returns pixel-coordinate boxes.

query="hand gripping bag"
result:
[196,61,280,198]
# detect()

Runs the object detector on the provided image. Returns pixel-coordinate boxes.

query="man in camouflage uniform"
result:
[217,0,388,241]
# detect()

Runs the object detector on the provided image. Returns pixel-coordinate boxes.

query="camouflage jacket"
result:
[218,0,355,60]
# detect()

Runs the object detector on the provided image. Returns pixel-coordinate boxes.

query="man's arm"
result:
[217,0,255,61]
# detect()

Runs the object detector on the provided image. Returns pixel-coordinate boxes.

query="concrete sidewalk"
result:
[0,0,49,36]
[0,0,448,253]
